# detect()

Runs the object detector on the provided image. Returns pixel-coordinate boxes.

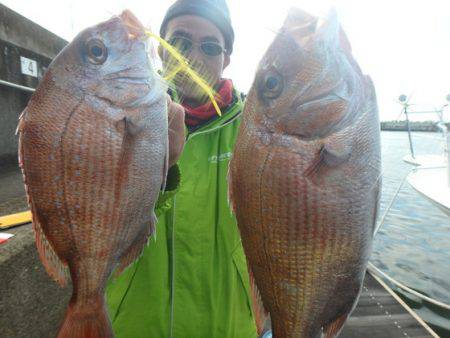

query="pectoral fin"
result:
[305,141,351,178]
[115,116,143,136]
[321,142,352,166]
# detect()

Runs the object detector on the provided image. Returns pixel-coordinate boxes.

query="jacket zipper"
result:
[168,111,241,337]
[169,197,176,338]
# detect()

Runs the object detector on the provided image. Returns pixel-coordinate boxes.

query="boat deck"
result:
[342,272,437,337]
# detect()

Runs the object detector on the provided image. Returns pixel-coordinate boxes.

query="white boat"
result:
[407,166,450,216]
[399,95,450,216]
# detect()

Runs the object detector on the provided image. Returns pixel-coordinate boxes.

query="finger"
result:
[168,102,185,127]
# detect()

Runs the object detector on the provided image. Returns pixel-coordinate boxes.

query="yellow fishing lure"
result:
[146,31,222,116]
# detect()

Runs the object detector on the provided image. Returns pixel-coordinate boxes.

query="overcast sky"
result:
[2,0,449,121]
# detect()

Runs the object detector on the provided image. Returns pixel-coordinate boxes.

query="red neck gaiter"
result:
[183,79,234,127]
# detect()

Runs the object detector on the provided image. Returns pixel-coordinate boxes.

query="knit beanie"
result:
[160,0,235,54]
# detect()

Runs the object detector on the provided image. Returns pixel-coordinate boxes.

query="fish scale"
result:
[229,8,381,338]
[17,10,167,338]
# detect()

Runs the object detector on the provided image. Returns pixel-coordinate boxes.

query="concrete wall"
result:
[0,7,71,335]
[0,4,67,165]
[0,4,67,60]
[0,225,71,338]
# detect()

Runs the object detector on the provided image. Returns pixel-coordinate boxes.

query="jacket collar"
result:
[168,86,243,136]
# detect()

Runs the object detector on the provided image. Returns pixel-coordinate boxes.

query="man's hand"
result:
[167,95,185,167]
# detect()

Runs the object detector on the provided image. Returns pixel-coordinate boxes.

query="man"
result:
[106,1,258,337]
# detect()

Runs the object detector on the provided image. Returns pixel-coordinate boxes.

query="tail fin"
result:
[57,295,113,338]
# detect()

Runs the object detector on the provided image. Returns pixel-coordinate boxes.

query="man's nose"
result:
[186,44,203,63]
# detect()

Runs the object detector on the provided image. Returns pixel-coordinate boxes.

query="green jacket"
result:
[106,88,257,338]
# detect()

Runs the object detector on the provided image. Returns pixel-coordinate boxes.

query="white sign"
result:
[0,232,14,244]
[20,56,38,77]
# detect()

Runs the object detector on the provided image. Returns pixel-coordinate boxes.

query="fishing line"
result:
[368,262,450,310]
[145,31,222,117]
[370,167,450,310]
[373,172,409,235]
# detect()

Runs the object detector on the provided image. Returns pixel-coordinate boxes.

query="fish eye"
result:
[86,38,108,65]
[266,77,277,89]
[259,71,284,99]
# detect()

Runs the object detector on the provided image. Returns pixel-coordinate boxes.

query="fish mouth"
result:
[296,93,345,111]
[105,68,151,84]
[107,76,151,85]
[119,10,146,40]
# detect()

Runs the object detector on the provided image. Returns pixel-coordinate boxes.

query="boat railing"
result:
[398,95,450,184]
[435,121,450,186]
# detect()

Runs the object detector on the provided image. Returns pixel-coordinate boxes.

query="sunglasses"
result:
[168,36,227,57]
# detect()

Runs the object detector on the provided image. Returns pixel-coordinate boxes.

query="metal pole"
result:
[404,105,415,159]
[442,123,450,187]
[445,104,450,187]
[447,131,450,187]
[0,79,35,93]
[436,103,450,186]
